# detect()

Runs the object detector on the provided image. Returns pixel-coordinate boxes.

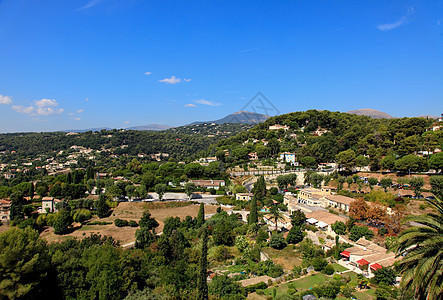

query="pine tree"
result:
[197,227,209,300]
[248,196,258,225]
[196,203,205,228]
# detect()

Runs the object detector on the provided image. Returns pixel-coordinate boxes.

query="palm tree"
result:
[267,206,285,232]
[392,196,443,299]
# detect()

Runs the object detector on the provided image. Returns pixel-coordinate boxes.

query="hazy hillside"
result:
[191,111,270,125]
[347,108,394,119]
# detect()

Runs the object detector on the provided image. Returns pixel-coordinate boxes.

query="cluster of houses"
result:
[340,237,400,278]
[0,197,62,223]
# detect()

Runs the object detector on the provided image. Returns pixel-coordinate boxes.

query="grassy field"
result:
[262,246,302,269]
[40,202,224,244]
[332,263,349,272]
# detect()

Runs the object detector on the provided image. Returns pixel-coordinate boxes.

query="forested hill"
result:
[0,130,214,161]
[200,110,440,169]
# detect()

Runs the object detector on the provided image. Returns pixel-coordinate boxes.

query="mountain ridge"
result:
[190,111,270,125]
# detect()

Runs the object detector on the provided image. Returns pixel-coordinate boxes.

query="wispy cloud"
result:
[85,97,89,102]
[377,7,415,31]
[144,71,152,75]
[184,104,196,107]
[76,109,84,114]
[238,46,264,54]
[78,0,105,10]
[195,99,221,106]
[0,95,12,105]
[12,99,64,116]
[183,78,191,82]
[124,121,131,124]
[159,76,181,84]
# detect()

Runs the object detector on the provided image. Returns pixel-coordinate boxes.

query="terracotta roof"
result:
[357,259,369,266]
[306,210,346,225]
[370,263,383,271]
[340,251,350,258]
[326,194,355,206]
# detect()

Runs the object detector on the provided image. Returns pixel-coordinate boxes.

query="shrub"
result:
[114,219,129,227]
[269,233,287,250]
[323,264,335,275]
[128,220,138,227]
[312,257,328,271]
[245,282,268,293]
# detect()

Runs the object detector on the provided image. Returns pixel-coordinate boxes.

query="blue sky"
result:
[0,0,442,132]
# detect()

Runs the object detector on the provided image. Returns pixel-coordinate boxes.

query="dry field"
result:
[40,202,224,245]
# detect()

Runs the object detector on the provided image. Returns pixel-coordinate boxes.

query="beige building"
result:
[325,194,355,212]
[236,193,253,201]
[40,197,62,213]
[189,179,225,190]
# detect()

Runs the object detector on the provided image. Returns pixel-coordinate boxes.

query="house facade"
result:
[0,199,11,222]
[236,193,253,201]
[279,152,296,163]
[325,194,355,212]
[189,179,225,190]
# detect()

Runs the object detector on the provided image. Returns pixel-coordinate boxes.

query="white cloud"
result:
[184,78,192,82]
[184,104,196,107]
[77,109,84,114]
[78,0,105,10]
[377,7,415,32]
[195,99,221,106]
[73,117,81,121]
[124,121,131,124]
[438,20,441,26]
[144,72,152,75]
[85,97,89,102]
[0,95,12,105]
[377,17,407,31]
[12,98,64,116]
[159,76,181,84]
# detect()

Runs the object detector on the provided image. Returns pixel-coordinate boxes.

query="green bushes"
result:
[244,281,267,293]
[114,219,129,227]
[269,233,287,249]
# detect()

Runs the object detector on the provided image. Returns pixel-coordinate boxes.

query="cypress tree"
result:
[197,227,209,300]
[248,196,258,225]
[29,183,34,199]
[196,203,205,228]
[253,175,266,202]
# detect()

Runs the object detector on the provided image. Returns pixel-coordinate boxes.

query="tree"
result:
[196,203,205,228]
[372,267,397,285]
[429,152,443,173]
[197,227,209,300]
[349,198,370,220]
[155,183,167,200]
[95,194,110,218]
[368,177,379,190]
[409,176,424,197]
[430,175,443,198]
[290,209,306,227]
[253,175,266,201]
[349,225,373,241]
[346,176,353,188]
[286,226,304,244]
[0,227,51,299]
[139,210,159,231]
[54,209,73,235]
[134,227,156,249]
[336,149,357,170]
[300,156,317,169]
[248,196,258,225]
[392,196,443,299]
[395,154,428,172]
[184,163,204,178]
[269,233,287,249]
[184,183,197,200]
[381,155,396,170]
[380,177,393,192]
[356,155,370,169]
[331,221,347,236]
[267,206,285,232]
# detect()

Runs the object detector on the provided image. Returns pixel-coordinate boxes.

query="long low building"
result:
[188,179,225,189]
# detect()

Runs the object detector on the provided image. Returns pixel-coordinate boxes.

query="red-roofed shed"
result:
[370,263,383,271]
[357,259,369,266]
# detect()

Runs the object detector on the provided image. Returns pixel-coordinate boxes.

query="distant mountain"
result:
[191,111,270,125]
[347,108,394,119]
[126,124,172,131]
[63,127,112,133]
